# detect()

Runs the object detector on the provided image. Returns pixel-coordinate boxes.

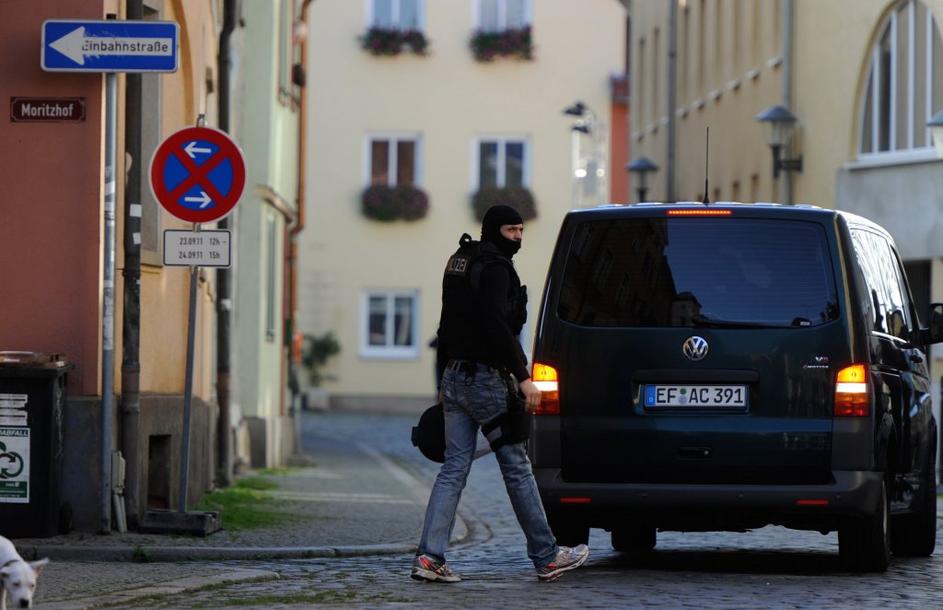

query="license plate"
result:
[643,385,747,408]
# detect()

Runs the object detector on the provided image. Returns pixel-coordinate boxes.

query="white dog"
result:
[0,536,47,609]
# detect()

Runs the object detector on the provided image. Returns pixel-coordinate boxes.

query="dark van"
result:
[528,202,943,572]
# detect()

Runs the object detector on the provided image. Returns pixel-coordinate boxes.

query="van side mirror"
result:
[927,303,943,344]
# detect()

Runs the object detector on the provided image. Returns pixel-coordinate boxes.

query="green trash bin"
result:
[0,351,73,538]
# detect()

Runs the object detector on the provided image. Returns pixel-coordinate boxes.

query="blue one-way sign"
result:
[42,20,179,73]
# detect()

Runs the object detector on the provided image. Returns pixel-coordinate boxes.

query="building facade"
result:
[0,0,222,531]
[300,0,627,408]
[0,0,307,531]
[629,0,943,442]
[231,0,304,468]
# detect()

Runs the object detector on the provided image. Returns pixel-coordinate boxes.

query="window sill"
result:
[845,148,940,171]
[360,348,420,361]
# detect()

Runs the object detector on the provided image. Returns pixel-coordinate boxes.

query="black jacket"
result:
[435,235,528,384]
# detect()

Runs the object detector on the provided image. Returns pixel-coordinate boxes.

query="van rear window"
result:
[557,218,839,328]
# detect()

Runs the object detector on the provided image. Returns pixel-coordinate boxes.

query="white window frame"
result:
[857,1,940,163]
[366,0,425,30]
[472,136,531,190]
[359,290,421,359]
[363,133,423,187]
[472,0,533,32]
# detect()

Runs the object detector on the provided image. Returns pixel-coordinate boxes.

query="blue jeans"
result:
[417,363,558,568]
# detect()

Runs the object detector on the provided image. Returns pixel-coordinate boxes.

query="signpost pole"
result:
[177,221,200,513]
[42,15,183,534]
[100,67,117,534]
[145,114,241,532]
[176,114,207,514]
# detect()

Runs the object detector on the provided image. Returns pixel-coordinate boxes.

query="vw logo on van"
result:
[682,336,709,361]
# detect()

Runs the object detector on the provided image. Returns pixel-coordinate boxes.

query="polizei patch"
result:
[445,255,469,275]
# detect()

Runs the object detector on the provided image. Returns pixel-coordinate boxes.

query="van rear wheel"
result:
[891,444,937,557]
[611,526,656,552]
[839,478,891,572]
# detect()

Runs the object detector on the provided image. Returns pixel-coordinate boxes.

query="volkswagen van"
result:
[528,202,943,572]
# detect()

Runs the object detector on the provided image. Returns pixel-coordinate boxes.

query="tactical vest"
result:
[438,234,527,362]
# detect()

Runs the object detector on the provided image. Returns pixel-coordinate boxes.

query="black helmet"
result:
[411,402,445,463]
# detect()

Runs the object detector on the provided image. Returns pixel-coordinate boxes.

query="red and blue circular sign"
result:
[149,126,246,223]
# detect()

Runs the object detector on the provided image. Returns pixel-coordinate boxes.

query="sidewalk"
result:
[17,438,454,562]
[13,414,480,610]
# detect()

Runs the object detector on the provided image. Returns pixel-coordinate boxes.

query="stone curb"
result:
[20,502,488,562]
[39,568,278,610]
[20,542,421,563]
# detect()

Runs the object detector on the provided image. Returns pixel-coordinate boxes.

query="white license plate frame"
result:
[643,384,748,409]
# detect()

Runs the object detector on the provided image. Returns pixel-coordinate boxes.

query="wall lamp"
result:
[626,156,659,202]
[755,104,803,179]
[563,101,588,117]
[928,109,943,158]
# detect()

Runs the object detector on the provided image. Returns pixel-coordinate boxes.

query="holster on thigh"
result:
[481,409,531,451]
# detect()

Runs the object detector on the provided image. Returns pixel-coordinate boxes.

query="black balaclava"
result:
[480,205,524,258]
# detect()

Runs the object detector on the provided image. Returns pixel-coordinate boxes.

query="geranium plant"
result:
[362,184,429,221]
[470,26,533,62]
[361,27,428,56]
[471,186,537,221]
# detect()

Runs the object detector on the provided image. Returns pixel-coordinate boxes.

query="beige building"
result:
[629,0,943,428]
[301,0,627,407]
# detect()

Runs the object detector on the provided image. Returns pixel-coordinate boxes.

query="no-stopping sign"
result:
[149,126,246,223]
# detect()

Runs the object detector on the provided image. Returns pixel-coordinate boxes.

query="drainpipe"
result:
[216,0,238,487]
[666,0,677,202]
[121,0,143,529]
[782,0,795,204]
[287,0,314,454]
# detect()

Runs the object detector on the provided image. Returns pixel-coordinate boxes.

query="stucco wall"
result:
[233,0,298,424]
[0,0,109,396]
[837,161,943,259]
[300,0,626,400]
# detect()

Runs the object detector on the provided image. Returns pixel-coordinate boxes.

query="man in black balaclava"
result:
[480,204,524,258]
[411,205,590,584]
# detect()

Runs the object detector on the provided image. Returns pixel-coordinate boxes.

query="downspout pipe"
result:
[666,0,677,202]
[216,0,238,487]
[121,0,143,530]
[782,0,795,204]
[288,0,314,454]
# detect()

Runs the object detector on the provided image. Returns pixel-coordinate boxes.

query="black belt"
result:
[446,360,495,375]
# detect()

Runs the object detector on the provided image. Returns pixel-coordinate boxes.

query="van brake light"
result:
[532,362,560,415]
[666,209,732,216]
[834,364,870,417]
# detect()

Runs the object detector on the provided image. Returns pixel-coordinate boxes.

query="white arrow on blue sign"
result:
[41,20,179,73]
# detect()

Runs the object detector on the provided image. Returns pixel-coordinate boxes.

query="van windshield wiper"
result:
[690,314,792,329]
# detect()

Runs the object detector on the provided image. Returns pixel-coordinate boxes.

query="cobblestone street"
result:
[129,412,943,609]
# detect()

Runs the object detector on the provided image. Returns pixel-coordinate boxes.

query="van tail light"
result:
[532,362,560,415]
[834,363,870,417]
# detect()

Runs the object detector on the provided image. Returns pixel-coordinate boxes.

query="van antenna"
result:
[701,127,710,205]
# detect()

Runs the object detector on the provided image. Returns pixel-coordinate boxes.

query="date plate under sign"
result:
[163,229,231,267]
[643,385,747,409]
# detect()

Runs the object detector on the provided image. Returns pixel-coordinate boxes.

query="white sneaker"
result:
[536,544,589,581]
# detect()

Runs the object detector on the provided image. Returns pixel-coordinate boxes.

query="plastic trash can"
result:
[0,352,73,538]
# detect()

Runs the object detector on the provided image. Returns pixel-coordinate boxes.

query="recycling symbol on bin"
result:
[0,442,24,479]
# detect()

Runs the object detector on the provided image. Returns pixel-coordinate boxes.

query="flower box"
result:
[471,186,537,221]
[470,26,533,62]
[362,184,429,221]
[361,27,428,56]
